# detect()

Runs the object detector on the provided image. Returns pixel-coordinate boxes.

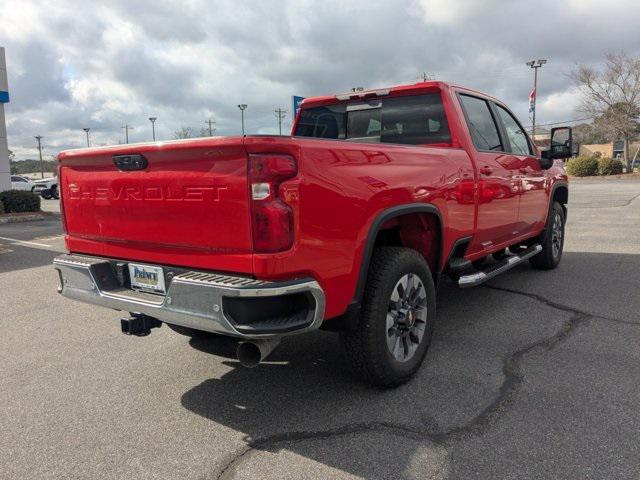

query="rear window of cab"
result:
[294,93,451,146]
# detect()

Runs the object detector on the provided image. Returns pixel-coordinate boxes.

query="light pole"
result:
[34,135,44,179]
[526,59,547,139]
[148,117,157,141]
[83,127,90,147]
[237,104,247,136]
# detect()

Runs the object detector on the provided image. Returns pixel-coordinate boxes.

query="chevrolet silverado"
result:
[54,81,571,386]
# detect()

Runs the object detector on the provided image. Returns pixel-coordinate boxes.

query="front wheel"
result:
[40,189,53,200]
[530,201,565,270]
[340,247,436,387]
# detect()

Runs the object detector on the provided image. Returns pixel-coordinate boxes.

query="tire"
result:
[530,201,565,270]
[52,186,59,200]
[41,189,53,200]
[340,247,436,387]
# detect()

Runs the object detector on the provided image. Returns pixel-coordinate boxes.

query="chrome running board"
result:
[458,244,542,288]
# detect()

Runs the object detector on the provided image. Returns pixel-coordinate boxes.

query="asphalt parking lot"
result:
[1,179,639,480]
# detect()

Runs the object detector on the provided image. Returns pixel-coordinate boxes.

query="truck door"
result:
[458,94,521,252]
[493,103,548,236]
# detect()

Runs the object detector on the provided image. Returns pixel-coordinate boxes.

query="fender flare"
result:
[352,203,443,306]
[549,180,569,218]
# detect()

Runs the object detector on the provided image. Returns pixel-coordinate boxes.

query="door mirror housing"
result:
[542,127,572,163]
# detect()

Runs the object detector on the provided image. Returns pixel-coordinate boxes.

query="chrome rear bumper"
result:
[53,254,325,339]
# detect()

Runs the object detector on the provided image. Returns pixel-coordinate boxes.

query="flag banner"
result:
[528,89,536,113]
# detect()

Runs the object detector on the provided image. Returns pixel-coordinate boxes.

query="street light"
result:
[526,59,547,139]
[237,104,247,136]
[148,117,157,141]
[82,127,90,147]
[34,135,44,179]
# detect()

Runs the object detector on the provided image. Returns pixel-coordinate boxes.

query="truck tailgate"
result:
[58,138,253,273]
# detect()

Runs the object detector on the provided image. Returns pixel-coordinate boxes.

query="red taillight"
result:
[248,154,297,253]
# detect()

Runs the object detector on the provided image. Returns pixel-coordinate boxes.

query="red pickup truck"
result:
[54,81,571,386]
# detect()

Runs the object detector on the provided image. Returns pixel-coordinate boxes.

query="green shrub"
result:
[565,156,598,177]
[0,199,4,215]
[0,190,41,213]
[597,157,624,176]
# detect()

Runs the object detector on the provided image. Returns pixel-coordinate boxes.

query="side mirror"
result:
[546,127,572,160]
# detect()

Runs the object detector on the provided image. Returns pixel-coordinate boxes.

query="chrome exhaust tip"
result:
[236,339,281,368]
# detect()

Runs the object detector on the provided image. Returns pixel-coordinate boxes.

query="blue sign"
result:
[292,95,305,115]
[0,91,8,103]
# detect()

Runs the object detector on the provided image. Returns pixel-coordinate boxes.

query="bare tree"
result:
[570,52,640,169]
[173,127,194,139]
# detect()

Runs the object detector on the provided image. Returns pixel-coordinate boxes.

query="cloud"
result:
[1,0,639,159]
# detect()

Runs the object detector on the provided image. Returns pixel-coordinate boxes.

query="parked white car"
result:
[10,175,36,191]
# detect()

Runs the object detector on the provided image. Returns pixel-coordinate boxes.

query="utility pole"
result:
[526,59,547,139]
[274,108,287,135]
[83,127,90,147]
[205,118,216,136]
[237,104,247,135]
[34,135,44,179]
[121,124,133,144]
[148,117,157,141]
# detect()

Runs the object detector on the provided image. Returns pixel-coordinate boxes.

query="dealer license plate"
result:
[128,263,166,294]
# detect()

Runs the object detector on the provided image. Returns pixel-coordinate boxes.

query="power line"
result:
[205,118,216,136]
[34,135,44,179]
[524,116,595,130]
[274,108,287,135]
[121,124,133,144]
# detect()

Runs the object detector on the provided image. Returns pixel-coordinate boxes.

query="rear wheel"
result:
[530,201,565,270]
[40,189,53,200]
[340,247,436,387]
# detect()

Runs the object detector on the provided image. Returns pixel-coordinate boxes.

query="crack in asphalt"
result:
[485,285,639,326]
[214,422,429,479]
[213,286,620,479]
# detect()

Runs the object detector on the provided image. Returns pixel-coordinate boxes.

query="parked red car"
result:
[54,81,570,386]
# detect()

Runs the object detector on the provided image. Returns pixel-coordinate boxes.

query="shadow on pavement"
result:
[180,250,639,478]
[0,243,62,274]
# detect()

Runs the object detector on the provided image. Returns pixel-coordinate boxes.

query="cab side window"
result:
[495,105,532,155]
[459,94,502,151]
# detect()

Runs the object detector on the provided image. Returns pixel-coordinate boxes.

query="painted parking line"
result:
[33,235,64,242]
[0,236,52,248]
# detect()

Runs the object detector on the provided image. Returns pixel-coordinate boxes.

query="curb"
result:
[0,212,57,224]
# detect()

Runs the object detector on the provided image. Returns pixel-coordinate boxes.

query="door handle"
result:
[479,166,493,175]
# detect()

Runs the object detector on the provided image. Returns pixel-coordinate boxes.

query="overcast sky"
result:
[2,0,639,160]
